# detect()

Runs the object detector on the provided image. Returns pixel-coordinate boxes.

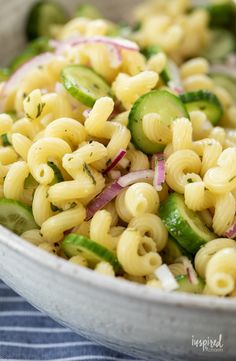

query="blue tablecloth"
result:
[0,280,142,361]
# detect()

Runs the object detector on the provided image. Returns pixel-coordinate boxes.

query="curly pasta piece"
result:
[0,113,13,135]
[194,238,236,279]
[32,185,54,226]
[0,163,9,184]
[48,141,106,203]
[180,57,209,79]
[90,210,121,251]
[11,118,38,140]
[3,161,29,204]
[112,71,158,109]
[27,137,71,185]
[128,213,168,252]
[116,183,159,223]
[126,148,149,171]
[213,192,236,235]
[41,203,86,243]
[117,229,162,276]
[21,229,45,246]
[142,113,172,144]
[184,181,214,211]
[121,50,146,76]
[44,117,87,148]
[146,52,167,74]
[190,110,212,141]
[0,146,18,165]
[172,117,192,151]
[206,248,236,296]
[84,97,114,137]
[204,148,236,193]
[165,149,201,193]
[11,133,32,161]
[183,74,214,92]
[104,201,118,226]
[193,138,222,177]
[85,97,131,164]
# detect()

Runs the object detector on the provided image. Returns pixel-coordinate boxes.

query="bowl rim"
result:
[1,225,236,312]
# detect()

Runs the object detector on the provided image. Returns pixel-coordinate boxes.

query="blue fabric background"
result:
[0,280,142,361]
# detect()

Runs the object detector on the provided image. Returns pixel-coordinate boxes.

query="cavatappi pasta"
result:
[0,0,236,297]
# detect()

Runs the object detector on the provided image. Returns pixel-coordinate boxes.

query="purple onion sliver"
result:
[3,52,54,95]
[68,36,139,51]
[117,170,154,187]
[86,182,123,220]
[103,149,127,174]
[153,153,165,189]
[83,109,91,118]
[223,223,236,238]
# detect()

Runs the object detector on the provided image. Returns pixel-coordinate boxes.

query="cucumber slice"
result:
[61,65,111,107]
[47,162,64,184]
[128,90,189,154]
[0,198,38,235]
[159,193,215,254]
[75,4,102,19]
[180,90,223,125]
[61,234,121,273]
[209,71,236,103]
[175,275,205,294]
[207,3,236,29]
[1,134,11,146]
[161,237,191,265]
[26,0,68,40]
[141,45,170,84]
[0,67,10,82]
[203,29,235,63]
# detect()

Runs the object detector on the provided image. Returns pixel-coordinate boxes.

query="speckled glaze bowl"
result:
[1,1,236,360]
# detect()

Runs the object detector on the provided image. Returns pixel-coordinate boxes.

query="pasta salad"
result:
[0,0,236,297]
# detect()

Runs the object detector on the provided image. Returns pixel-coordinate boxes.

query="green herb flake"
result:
[25,113,33,120]
[1,134,11,146]
[36,102,45,118]
[83,162,96,185]
[187,178,193,183]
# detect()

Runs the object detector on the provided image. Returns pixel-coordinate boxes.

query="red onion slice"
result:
[117,169,154,187]
[3,52,55,96]
[86,181,123,220]
[82,109,91,118]
[86,169,154,220]
[223,220,236,239]
[63,36,139,51]
[152,153,165,191]
[177,257,199,285]
[103,149,127,174]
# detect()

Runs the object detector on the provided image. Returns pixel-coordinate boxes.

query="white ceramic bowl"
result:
[1,1,236,360]
[1,227,236,361]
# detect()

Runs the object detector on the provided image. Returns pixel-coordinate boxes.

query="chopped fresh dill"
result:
[83,162,96,185]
